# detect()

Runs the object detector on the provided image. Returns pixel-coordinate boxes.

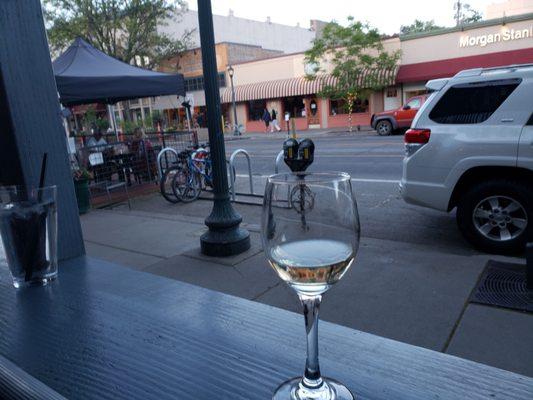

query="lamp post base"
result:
[200,199,250,257]
[200,227,250,256]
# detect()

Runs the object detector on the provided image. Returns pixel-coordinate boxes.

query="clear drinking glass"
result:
[262,172,360,400]
[0,186,58,288]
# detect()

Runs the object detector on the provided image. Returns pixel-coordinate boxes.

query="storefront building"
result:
[218,12,533,133]
[153,42,284,129]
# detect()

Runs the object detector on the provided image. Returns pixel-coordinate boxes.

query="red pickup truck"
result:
[370,94,429,136]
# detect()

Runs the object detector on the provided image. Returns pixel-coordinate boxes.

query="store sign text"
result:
[459,26,533,48]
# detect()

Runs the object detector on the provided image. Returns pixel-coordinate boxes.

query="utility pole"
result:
[454,0,463,26]
[197,0,250,256]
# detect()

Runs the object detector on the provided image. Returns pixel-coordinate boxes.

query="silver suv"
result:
[400,64,533,254]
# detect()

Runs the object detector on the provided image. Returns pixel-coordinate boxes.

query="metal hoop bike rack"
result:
[228,149,257,202]
[157,147,179,180]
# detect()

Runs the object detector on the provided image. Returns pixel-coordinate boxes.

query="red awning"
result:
[397,48,533,83]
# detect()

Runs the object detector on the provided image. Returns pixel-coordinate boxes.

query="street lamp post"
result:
[227,65,240,136]
[197,0,250,256]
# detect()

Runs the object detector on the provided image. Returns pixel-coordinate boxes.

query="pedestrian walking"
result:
[262,108,271,133]
[270,109,281,132]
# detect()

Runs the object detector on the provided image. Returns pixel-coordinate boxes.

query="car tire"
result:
[456,179,532,254]
[376,120,393,136]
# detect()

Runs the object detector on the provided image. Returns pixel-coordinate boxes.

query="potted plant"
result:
[73,168,91,214]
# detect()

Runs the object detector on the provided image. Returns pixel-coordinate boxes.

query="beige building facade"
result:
[210,12,533,133]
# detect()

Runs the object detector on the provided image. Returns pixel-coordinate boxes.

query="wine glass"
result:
[261,172,360,400]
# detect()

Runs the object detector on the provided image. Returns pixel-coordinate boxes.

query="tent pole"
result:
[185,106,192,131]
[108,104,119,141]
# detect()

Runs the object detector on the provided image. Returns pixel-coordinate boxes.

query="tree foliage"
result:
[455,2,483,25]
[43,0,194,68]
[400,19,444,35]
[85,106,110,131]
[305,17,400,131]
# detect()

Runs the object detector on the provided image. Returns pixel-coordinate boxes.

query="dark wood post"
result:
[0,0,85,260]
[197,0,250,256]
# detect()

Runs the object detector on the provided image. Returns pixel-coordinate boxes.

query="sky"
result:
[187,0,498,35]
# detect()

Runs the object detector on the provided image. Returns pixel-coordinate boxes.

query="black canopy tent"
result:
[53,38,185,135]
[53,38,185,106]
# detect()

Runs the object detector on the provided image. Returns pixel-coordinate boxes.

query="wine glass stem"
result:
[299,294,323,388]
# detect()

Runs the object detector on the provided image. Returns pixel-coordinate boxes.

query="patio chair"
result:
[88,152,131,209]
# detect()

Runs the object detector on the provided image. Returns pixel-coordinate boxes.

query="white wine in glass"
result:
[269,239,354,296]
[262,172,360,400]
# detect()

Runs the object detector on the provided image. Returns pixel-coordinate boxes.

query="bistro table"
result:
[0,256,532,400]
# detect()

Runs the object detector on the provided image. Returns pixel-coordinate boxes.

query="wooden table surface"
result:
[0,256,531,399]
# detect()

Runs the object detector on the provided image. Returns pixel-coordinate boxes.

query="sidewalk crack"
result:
[441,264,486,353]
[84,240,165,259]
[251,282,281,301]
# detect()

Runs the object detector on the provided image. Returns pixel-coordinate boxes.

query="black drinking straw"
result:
[38,153,48,200]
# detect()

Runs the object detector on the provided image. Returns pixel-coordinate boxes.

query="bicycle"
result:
[159,149,190,203]
[172,144,234,203]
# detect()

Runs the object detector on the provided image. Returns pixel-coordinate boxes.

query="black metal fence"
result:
[72,131,198,206]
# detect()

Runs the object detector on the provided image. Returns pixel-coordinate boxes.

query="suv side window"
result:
[429,79,521,124]
[527,112,533,125]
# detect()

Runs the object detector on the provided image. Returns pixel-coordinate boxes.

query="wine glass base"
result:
[273,377,354,400]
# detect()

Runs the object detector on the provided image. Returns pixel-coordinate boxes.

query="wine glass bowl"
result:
[261,172,360,400]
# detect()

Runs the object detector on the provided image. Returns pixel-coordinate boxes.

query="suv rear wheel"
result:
[456,179,532,254]
[376,120,393,136]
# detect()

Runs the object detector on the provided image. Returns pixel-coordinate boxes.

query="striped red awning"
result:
[220,68,398,103]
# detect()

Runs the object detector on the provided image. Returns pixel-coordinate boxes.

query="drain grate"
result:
[470,260,532,313]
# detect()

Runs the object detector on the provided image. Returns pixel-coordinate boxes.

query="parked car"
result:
[371,94,429,136]
[400,64,533,254]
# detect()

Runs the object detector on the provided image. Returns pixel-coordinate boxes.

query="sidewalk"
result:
[81,194,533,377]
[194,126,375,142]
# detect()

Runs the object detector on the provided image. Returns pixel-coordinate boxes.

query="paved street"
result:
[82,130,532,377]
[226,131,472,255]
[226,130,403,181]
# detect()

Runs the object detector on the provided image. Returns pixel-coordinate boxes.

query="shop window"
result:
[248,100,266,121]
[283,96,306,118]
[429,79,521,124]
[185,73,226,92]
[386,88,397,97]
[194,107,207,128]
[329,98,369,116]
[218,73,226,87]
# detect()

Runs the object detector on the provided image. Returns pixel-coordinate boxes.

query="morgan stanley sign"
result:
[460,26,533,48]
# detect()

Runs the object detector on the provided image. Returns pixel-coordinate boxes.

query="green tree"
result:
[305,17,400,132]
[455,2,483,25]
[400,19,444,35]
[43,0,194,68]
[84,105,110,131]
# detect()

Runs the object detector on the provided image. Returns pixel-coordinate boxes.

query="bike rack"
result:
[229,149,254,202]
[274,150,292,207]
[274,150,284,174]
[157,147,178,180]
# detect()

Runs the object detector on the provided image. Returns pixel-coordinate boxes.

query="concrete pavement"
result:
[81,195,532,377]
